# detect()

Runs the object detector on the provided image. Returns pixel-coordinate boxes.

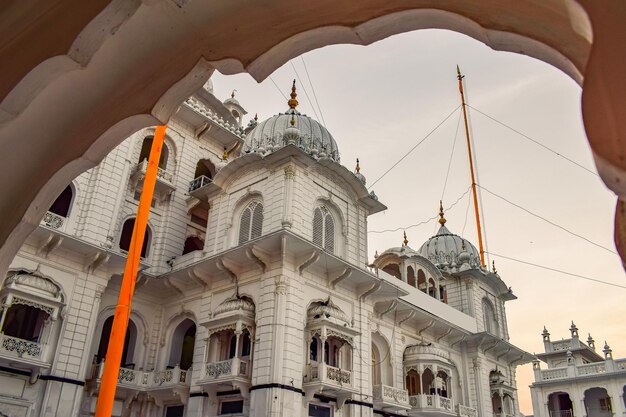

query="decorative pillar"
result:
[0,299,10,331]
[473,358,485,417]
[234,330,242,358]
[281,165,296,228]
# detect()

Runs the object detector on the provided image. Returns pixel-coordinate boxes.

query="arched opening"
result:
[548,392,574,417]
[436,369,450,398]
[584,387,612,417]
[371,332,392,386]
[168,319,196,370]
[492,392,504,416]
[321,335,352,370]
[48,185,74,217]
[2,304,49,342]
[439,285,447,303]
[138,136,168,169]
[382,263,401,280]
[422,367,435,395]
[96,316,137,368]
[407,266,416,287]
[417,269,427,293]
[119,218,151,258]
[428,278,437,298]
[406,369,421,395]
[312,206,335,253]
[371,342,381,386]
[194,159,214,179]
[482,299,499,336]
[182,236,204,255]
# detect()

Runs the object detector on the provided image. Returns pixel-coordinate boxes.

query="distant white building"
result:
[530,323,626,417]
[1,79,533,417]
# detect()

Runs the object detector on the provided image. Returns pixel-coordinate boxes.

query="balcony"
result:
[408,394,456,417]
[0,333,51,372]
[40,211,66,232]
[373,384,410,411]
[196,358,251,392]
[86,363,191,400]
[188,175,219,201]
[130,160,175,199]
[303,362,358,403]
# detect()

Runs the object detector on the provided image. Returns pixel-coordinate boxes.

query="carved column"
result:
[281,165,296,228]
[472,358,485,417]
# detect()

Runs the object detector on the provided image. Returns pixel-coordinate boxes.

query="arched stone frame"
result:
[157,310,198,370]
[547,391,575,417]
[90,306,149,370]
[482,297,499,336]
[402,344,463,402]
[117,215,155,259]
[583,386,614,416]
[134,127,179,173]
[371,331,393,386]
[227,190,264,248]
[314,196,346,258]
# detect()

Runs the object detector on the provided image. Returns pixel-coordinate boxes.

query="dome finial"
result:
[231,89,236,99]
[222,146,229,161]
[403,231,409,246]
[254,113,258,121]
[439,201,447,225]
[290,113,296,126]
[355,158,361,173]
[492,260,497,274]
[288,79,299,109]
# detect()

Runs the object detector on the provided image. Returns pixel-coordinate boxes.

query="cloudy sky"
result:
[211,29,625,415]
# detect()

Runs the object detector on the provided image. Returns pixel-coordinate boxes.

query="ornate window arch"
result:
[312,206,335,252]
[238,200,264,245]
[482,298,499,336]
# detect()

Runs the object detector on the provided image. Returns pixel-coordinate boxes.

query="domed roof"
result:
[214,292,255,317]
[418,203,481,269]
[307,297,349,325]
[242,81,339,162]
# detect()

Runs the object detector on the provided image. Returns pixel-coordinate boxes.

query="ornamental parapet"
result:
[373,384,410,411]
[534,358,626,382]
[196,357,251,391]
[457,404,478,417]
[409,394,456,415]
[130,160,175,199]
[41,211,65,231]
[87,362,190,392]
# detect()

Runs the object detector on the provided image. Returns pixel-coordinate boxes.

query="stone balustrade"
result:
[409,394,455,413]
[373,384,410,410]
[457,404,478,417]
[537,358,626,381]
[41,211,65,231]
[189,175,212,193]
[183,97,245,138]
[306,363,352,387]
[133,160,173,183]
[0,333,44,360]
[201,358,250,382]
[90,362,190,389]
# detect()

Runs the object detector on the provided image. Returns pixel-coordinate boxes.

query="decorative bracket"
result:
[450,335,467,347]
[436,328,453,343]
[164,276,184,295]
[84,251,110,273]
[379,300,397,319]
[418,319,435,337]
[188,269,208,288]
[330,267,352,289]
[216,258,238,283]
[246,246,267,273]
[397,311,415,327]
[37,234,63,258]
[359,281,381,301]
[497,347,512,362]
[298,250,320,275]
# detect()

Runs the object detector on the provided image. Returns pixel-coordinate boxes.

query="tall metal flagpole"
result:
[456,66,486,267]
[94,125,168,417]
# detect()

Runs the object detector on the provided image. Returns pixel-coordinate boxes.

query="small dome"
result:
[418,224,480,268]
[308,297,349,325]
[214,293,255,316]
[243,81,339,162]
[354,158,366,185]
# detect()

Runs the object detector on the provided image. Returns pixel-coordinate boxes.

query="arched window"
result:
[482,299,499,336]
[310,338,319,362]
[228,335,237,359]
[182,236,204,255]
[119,218,151,258]
[371,343,381,386]
[2,304,49,342]
[49,185,74,217]
[406,369,421,395]
[194,160,214,180]
[97,317,137,367]
[238,201,263,244]
[382,263,401,280]
[417,269,427,293]
[407,266,416,287]
[138,136,168,169]
[312,206,335,252]
[241,331,251,357]
[168,319,196,370]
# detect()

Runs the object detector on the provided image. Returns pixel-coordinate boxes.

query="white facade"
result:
[530,324,626,417]
[0,80,532,417]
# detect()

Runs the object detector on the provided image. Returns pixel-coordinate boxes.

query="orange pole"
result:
[456,66,486,267]
[94,125,167,417]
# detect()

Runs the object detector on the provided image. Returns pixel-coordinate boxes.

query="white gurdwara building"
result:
[530,323,626,417]
[0,80,533,417]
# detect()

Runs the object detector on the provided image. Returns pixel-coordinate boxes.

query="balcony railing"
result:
[0,334,43,359]
[409,394,455,414]
[550,410,573,417]
[200,358,250,382]
[457,404,478,417]
[306,363,352,387]
[373,384,410,410]
[41,211,65,231]
[494,413,514,417]
[537,358,626,381]
[189,175,212,193]
[90,362,190,390]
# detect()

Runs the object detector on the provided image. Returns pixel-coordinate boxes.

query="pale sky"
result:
[211,29,625,415]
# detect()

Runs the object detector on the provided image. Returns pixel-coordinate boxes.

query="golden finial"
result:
[231,89,236,99]
[439,201,446,225]
[287,79,299,109]
[374,250,379,259]
[290,113,296,126]
[492,260,497,274]
[355,158,361,173]
[403,231,409,246]
[222,146,229,161]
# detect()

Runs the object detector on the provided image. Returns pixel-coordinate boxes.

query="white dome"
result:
[307,297,349,325]
[418,223,481,268]
[242,81,339,162]
[214,293,255,316]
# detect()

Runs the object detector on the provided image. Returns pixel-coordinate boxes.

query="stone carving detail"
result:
[118,368,136,383]
[11,297,54,315]
[206,359,232,378]
[153,369,173,384]
[326,365,351,384]
[42,211,64,229]
[326,329,353,346]
[1,335,42,358]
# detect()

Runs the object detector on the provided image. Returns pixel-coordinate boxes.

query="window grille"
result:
[312,206,335,253]
[238,201,263,245]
